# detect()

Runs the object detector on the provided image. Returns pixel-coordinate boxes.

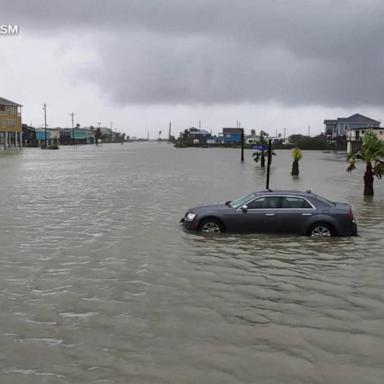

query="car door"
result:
[278,195,316,234]
[238,196,282,233]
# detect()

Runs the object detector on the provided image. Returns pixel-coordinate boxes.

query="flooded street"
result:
[1,143,383,383]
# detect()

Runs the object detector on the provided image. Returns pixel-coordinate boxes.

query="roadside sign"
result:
[252,144,268,150]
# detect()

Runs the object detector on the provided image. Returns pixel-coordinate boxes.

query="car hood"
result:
[188,203,231,214]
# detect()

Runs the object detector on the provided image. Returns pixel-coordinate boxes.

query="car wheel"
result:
[309,223,334,237]
[199,219,223,233]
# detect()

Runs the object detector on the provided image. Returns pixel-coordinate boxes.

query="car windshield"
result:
[229,193,255,208]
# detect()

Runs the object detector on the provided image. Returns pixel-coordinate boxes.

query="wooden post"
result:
[241,129,244,162]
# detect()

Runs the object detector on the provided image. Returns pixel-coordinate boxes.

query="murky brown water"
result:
[1,144,383,383]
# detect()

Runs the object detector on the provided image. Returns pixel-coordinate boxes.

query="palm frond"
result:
[373,160,384,179]
[292,148,302,161]
[346,131,384,179]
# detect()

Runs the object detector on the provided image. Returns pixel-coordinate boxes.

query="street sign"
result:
[252,144,268,150]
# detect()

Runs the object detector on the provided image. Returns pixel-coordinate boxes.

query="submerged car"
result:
[181,190,357,237]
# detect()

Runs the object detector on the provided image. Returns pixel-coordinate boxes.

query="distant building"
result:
[245,136,260,144]
[245,129,260,144]
[222,128,243,144]
[179,127,211,144]
[35,128,60,146]
[324,114,380,137]
[324,113,382,153]
[22,124,37,147]
[0,97,22,149]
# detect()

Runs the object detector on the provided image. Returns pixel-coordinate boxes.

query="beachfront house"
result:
[179,127,211,145]
[324,113,382,153]
[346,125,384,154]
[35,128,61,147]
[0,97,22,149]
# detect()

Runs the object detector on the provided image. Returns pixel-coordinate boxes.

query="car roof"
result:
[254,189,314,197]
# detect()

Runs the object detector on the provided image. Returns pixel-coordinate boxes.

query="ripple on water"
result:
[1,146,384,383]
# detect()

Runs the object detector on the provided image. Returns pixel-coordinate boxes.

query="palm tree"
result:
[347,130,384,196]
[253,149,276,167]
[291,148,302,176]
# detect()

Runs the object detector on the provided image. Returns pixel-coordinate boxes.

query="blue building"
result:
[222,128,243,144]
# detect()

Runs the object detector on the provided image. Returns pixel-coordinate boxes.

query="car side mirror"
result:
[241,204,248,213]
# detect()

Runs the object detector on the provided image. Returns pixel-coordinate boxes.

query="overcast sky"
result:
[1,0,384,137]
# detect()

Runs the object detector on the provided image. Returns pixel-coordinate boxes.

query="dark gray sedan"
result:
[181,190,357,237]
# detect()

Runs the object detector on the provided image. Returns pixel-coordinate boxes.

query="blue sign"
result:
[252,144,268,150]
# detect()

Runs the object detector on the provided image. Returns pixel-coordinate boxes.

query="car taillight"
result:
[349,207,354,221]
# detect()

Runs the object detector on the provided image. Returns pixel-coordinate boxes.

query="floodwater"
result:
[0,143,383,384]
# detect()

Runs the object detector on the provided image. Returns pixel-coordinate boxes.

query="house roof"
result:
[188,127,210,135]
[337,113,379,124]
[0,97,22,107]
[223,128,243,134]
[323,120,337,124]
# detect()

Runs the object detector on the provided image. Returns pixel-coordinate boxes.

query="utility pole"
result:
[266,139,272,190]
[70,112,75,145]
[168,121,172,142]
[198,120,201,130]
[43,103,47,149]
[110,121,113,130]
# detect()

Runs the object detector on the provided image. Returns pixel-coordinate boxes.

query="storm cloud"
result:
[3,0,384,107]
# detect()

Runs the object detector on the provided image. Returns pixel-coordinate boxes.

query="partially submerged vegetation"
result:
[347,131,384,196]
[291,148,302,176]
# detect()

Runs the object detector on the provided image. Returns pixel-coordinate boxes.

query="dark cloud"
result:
[3,0,384,106]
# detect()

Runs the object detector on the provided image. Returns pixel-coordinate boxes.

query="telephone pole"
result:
[70,112,75,145]
[43,103,47,149]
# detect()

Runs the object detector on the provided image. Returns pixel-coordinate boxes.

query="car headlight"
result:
[186,212,196,221]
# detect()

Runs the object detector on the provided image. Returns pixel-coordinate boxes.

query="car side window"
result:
[248,196,281,209]
[281,196,312,209]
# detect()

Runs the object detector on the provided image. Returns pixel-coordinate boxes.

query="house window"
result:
[0,105,5,112]
[344,124,349,130]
